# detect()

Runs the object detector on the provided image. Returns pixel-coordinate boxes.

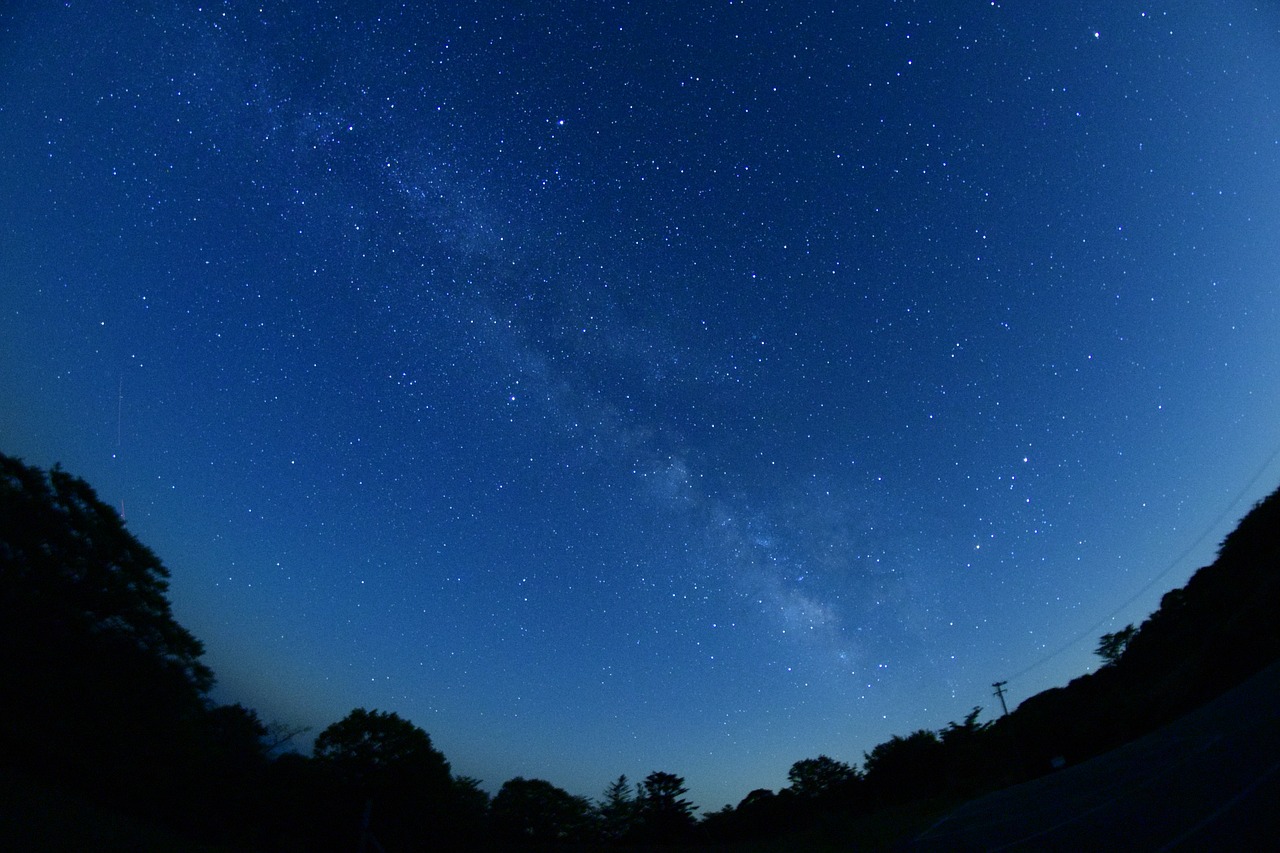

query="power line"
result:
[1003,441,1280,686]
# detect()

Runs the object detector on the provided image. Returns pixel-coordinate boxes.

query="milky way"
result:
[3,1,1280,808]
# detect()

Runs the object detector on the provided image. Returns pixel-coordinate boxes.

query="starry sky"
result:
[3,1,1280,810]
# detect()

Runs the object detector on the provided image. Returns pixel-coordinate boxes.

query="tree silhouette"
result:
[863,729,946,804]
[1095,624,1137,666]
[490,776,595,845]
[597,774,637,841]
[448,775,492,838]
[311,708,455,851]
[314,707,451,789]
[636,770,698,842]
[183,702,274,844]
[786,754,861,800]
[0,453,213,814]
[725,788,792,838]
[0,455,213,690]
[939,707,987,747]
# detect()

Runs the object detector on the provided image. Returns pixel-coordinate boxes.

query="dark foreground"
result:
[907,658,1280,851]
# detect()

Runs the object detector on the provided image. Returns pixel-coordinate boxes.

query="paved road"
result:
[908,660,1280,851]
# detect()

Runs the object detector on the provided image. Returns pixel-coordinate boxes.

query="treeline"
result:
[700,478,1280,846]
[2,452,1278,850]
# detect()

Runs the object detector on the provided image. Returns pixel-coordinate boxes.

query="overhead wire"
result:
[1002,440,1280,686]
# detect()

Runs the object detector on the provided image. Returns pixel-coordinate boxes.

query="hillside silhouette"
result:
[1,450,1277,850]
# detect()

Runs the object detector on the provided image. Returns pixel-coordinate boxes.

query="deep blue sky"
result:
[3,1,1279,810]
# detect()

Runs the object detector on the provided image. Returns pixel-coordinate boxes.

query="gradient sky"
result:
[3,1,1280,811]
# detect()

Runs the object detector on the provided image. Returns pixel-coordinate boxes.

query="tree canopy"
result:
[0,453,214,813]
[786,755,861,800]
[490,776,594,845]
[597,774,637,841]
[637,770,698,842]
[1095,624,1137,665]
[0,454,213,697]
[314,707,452,793]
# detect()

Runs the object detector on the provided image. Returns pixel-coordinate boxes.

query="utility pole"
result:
[992,681,1009,717]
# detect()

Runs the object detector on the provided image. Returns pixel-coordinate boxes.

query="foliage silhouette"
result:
[0,453,216,826]
[5,450,1280,851]
[1095,624,1137,666]
[490,776,595,845]
[636,770,699,842]
[862,729,947,806]
[787,754,861,801]
[597,774,638,841]
[314,707,452,791]
[304,708,474,852]
[705,788,794,840]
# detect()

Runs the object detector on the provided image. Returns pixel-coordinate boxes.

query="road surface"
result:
[908,660,1280,850]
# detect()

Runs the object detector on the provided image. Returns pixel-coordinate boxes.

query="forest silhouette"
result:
[2,450,1278,850]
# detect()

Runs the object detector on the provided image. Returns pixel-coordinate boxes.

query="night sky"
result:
[3,1,1280,810]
